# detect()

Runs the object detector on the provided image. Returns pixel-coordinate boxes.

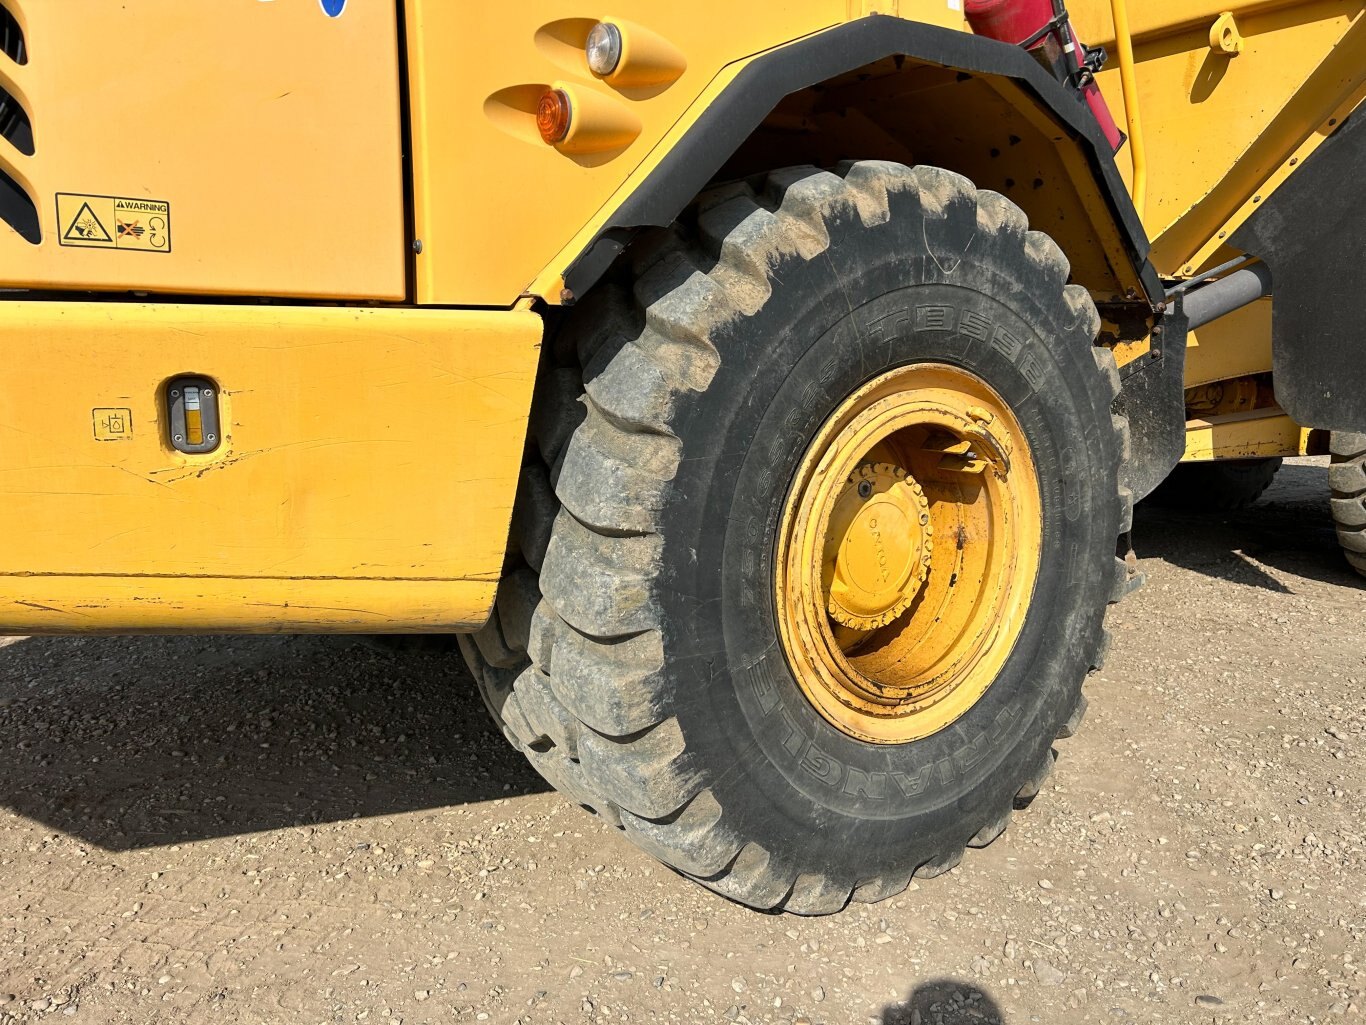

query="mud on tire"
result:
[460,162,1134,913]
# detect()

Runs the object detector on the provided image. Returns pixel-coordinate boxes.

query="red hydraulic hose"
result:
[964,0,1125,153]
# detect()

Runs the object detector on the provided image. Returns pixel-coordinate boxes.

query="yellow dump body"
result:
[0,0,1361,631]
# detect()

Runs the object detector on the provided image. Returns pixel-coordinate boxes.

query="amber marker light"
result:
[536,88,572,145]
[183,385,204,445]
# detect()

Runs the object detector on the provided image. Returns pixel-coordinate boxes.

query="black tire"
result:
[1148,457,1282,511]
[460,162,1135,913]
[1330,431,1366,578]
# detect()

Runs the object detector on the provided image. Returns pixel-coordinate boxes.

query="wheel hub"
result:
[825,462,933,631]
[775,363,1043,744]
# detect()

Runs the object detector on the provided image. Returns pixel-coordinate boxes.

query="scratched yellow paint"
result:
[0,302,541,633]
[1182,410,1304,462]
[3,577,488,635]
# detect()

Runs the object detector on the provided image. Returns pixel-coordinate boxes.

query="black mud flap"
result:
[1230,108,1366,432]
[1115,309,1188,502]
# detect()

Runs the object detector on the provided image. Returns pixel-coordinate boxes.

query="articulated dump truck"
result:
[2,0,1362,913]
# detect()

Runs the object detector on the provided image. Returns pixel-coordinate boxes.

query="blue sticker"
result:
[320,0,346,16]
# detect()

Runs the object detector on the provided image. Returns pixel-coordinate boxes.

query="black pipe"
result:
[1181,262,1273,330]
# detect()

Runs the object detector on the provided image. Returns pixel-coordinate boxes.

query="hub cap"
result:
[825,462,933,632]
[775,363,1043,744]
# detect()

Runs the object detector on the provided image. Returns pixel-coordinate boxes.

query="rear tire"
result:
[1330,431,1366,577]
[461,162,1132,912]
[1148,458,1281,511]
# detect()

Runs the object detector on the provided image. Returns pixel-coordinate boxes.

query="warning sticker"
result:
[57,193,171,253]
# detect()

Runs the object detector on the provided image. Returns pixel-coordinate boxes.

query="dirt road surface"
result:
[1,457,1362,1025]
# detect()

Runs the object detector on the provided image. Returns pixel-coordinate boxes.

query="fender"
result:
[562,16,1163,306]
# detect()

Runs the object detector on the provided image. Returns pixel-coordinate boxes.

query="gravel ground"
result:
[0,456,1361,1025]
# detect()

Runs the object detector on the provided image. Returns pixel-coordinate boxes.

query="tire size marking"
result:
[862,303,1049,393]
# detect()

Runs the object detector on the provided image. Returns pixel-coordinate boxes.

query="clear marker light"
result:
[585,22,622,76]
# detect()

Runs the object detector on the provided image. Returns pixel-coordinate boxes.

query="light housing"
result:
[535,88,572,144]
[585,21,622,77]
[166,374,221,454]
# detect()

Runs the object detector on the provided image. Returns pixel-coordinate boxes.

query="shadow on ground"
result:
[1135,460,1363,592]
[0,634,548,850]
[883,978,1008,1024]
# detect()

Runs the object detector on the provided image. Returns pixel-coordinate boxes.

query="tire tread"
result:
[1330,432,1366,578]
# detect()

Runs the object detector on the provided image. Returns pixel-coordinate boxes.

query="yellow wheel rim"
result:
[775,363,1043,744]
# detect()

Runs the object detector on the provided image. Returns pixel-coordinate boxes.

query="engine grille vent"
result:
[0,2,36,243]
[0,3,27,150]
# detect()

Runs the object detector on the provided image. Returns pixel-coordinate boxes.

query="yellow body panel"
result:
[1,577,487,635]
[0,1,406,299]
[1075,0,1365,277]
[0,0,1358,634]
[1185,299,1274,390]
[405,0,967,306]
[1183,409,1303,462]
[0,303,541,632]
[405,0,1366,306]
[1069,2,1363,463]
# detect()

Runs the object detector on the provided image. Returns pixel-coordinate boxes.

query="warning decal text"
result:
[57,193,172,253]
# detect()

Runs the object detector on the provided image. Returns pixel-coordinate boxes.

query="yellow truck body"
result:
[0,0,1361,631]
